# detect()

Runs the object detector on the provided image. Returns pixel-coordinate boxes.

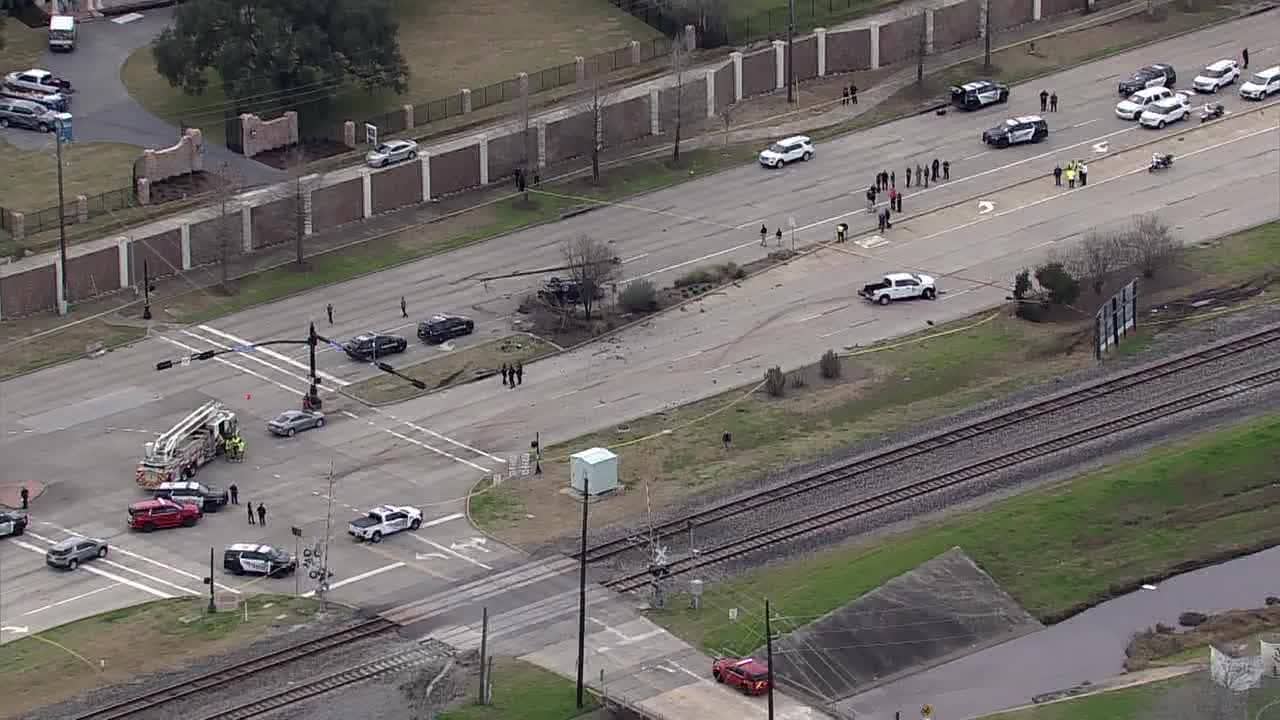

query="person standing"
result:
[1049,92,1058,112]
[326,303,334,325]
[247,502,256,525]
[895,191,903,213]
[19,486,29,510]
[1053,164,1063,186]
[1243,47,1249,69]
[775,228,783,247]
[1079,162,1088,187]
[923,169,930,188]
[877,209,886,233]
[400,296,408,319]
[850,83,858,104]
[1040,89,1049,112]
[916,164,925,187]
[931,158,940,182]
[883,206,892,229]
[905,166,912,188]
[760,223,768,247]
[501,364,510,387]
[256,503,267,526]
[229,483,239,505]
[942,160,950,181]
[1066,166,1076,188]
[841,87,849,105]
[890,171,896,188]
[516,362,524,386]
[888,187,897,215]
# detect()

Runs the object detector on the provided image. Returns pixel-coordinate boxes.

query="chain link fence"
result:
[6,185,138,236]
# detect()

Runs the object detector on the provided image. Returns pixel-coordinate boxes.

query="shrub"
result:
[764,366,785,397]
[619,279,658,313]
[790,370,806,389]
[1013,269,1033,300]
[718,261,747,280]
[1034,261,1081,306]
[819,349,841,379]
[674,269,715,287]
[1178,611,1208,627]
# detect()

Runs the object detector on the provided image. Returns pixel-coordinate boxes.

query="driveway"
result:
[31,9,282,185]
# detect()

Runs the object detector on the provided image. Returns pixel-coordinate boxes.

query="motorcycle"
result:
[1199,103,1225,123]
[1148,153,1174,172]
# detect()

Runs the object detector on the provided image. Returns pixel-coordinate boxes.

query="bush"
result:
[764,366,785,397]
[1013,269,1033,300]
[674,269,716,287]
[1178,611,1208,627]
[619,279,658,313]
[1034,261,1080,306]
[790,370,806,389]
[819,349,841,379]
[717,262,747,280]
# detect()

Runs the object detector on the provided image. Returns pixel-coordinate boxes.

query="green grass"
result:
[1185,222,1280,277]
[119,0,657,146]
[0,16,45,71]
[438,657,597,720]
[0,595,319,717]
[649,413,1280,655]
[984,672,1280,719]
[347,334,557,404]
[0,140,140,215]
[0,321,145,381]
[470,478,528,530]
[725,0,902,39]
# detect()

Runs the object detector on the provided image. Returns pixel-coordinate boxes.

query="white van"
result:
[48,15,76,52]
[1240,66,1280,100]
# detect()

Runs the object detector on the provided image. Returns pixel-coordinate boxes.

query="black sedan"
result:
[343,333,408,361]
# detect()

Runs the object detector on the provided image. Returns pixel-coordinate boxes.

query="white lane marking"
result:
[97,559,201,596]
[798,303,849,322]
[1069,118,1101,129]
[409,535,493,570]
[420,513,465,529]
[551,388,580,399]
[158,336,303,396]
[958,150,989,161]
[624,237,759,283]
[302,562,406,597]
[704,363,734,374]
[400,420,505,462]
[182,330,320,388]
[622,253,649,263]
[673,350,703,361]
[24,584,118,616]
[197,324,351,386]
[342,411,361,419]
[913,124,1278,247]
[386,429,491,472]
[12,540,174,599]
[37,524,242,594]
[111,12,143,23]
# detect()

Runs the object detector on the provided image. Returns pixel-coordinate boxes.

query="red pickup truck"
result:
[128,497,202,532]
[711,656,771,696]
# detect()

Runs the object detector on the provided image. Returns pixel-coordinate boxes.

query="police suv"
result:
[982,116,1048,147]
[950,80,1009,110]
[224,543,297,576]
[1118,64,1177,96]
[1138,93,1191,129]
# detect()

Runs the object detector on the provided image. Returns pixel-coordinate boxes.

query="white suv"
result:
[1193,60,1239,93]
[1139,93,1190,128]
[758,135,814,168]
[1240,66,1280,100]
[1115,87,1174,120]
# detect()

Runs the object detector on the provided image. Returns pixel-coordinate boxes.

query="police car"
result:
[1138,93,1191,128]
[950,80,1009,110]
[982,116,1047,148]
[1118,63,1176,96]
[1192,60,1239,93]
[224,543,297,576]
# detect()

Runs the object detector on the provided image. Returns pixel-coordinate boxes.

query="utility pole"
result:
[318,463,335,611]
[142,260,153,320]
[306,322,323,411]
[55,118,69,315]
[478,607,489,705]
[982,0,992,71]
[786,0,796,103]
[575,473,590,708]
[206,547,216,613]
[765,598,775,720]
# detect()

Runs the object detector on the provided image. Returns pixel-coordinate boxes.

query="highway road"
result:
[1,13,1277,647]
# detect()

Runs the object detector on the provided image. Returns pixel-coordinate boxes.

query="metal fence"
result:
[351,35,671,139]
[15,185,138,236]
[614,0,886,48]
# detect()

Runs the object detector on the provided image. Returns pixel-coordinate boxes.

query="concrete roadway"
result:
[1,15,1278,646]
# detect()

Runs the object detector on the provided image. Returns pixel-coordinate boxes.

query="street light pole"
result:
[55,119,69,315]
[765,598,775,720]
[575,473,590,708]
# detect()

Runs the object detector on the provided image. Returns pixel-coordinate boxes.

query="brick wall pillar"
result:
[816,27,827,76]
[9,211,24,242]
[403,104,414,129]
[421,154,432,200]
[461,88,472,114]
[76,194,88,224]
[650,87,660,135]
[54,256,66,315]
[343,120,356,148]
[479,136,489,186]
[536,122,547,168]
[869,22,881,70]
[773,41,786,90]
[136,178,151,206]
[180,222,192,270]
[1034,0,1043,20]
[575,56,586,85]
[630,40,640,65]
[731,51,744,102]
[241,205,252,252]
[927,9,936,54]
[705,69,716,117]
[117,236,129,289]
[684,24,696,52]
[361,171,373,218]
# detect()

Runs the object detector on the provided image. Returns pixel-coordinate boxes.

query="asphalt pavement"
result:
[1,13,1277,680]
[0,8,281,184]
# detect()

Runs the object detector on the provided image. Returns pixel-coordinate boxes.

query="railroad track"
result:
[604,364,1280,592]
[196,647,438,720]
[73,618,397,720]
[581,323,1280,564]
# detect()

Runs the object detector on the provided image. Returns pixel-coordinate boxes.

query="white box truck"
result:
[49,15,76,52]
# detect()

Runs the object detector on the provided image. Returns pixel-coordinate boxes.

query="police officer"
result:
[760,223,768,247]
[1079,162,1088,186]
[1050,92,1058,112]
[931,158,940,183]
[942,160,950,181]
[776,228,783,246]
[906,166,912,188]
[1053,163,1063,186]
[20,486,29,510]
[1040,89,1049,112]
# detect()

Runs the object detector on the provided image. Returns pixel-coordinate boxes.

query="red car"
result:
[128,497,201,532]
[712,657,771,696]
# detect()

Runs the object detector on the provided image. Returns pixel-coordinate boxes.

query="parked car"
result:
[224,543,297,576]
[950,79,1009,109]
[1118,63,1176,95]
[860,273,937,305]
[0,509,28,538]
[1115,87,1176,120]
[46,536,108,570]
[1193,59,1240,93]
[343,333,408,360]
[712,657,771,695]
[4,68,72,94]
[1138,94,1191,128]
[366,139,418,168]
[418,314,475,344]
[150,480,229,512]
[758,135,814,168]
[982,116,1047,147]
[1240,66,1280,100]
[348,505,423,543]
[268,409,326,437]
[0,98,58,132]
[127,497,201,532]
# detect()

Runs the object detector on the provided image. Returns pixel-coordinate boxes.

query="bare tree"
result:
[1122,213,1178,278]
[287,146,310,266]
[916,10,927,85]
[214,162,243,293]
[586,78,606,185]
[1071,230,1126,295]
[520,74,532,204]
[562,234,617,322]
[720,105,734,146]
[671,27,689,164]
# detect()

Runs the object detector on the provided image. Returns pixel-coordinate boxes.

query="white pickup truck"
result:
[347,505,423,543]
[859,273,937,305]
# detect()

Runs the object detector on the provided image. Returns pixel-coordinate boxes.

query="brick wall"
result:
[310,179,364,232]
[66,246,119,301]
[0,265,56,317]
[879,14,923,67]
[742,48,776,97]
[251,198,299,250]
[714,63,735,109]
[992,0,1036,28]
[132,228,184,279]
[485,130,534,185]
[827,29,872,72]
[141,128,203,183]
[372,162,424,214]
[659,77,708,133]
[428,145,482,197]
[602,96,651,146]
[934,0,981,49]
[792,36,819,81]
[241,111,300,158]
[546,113,594,164]
[187,215,242,269]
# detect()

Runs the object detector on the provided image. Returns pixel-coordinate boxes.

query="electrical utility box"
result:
[570,447,618,496]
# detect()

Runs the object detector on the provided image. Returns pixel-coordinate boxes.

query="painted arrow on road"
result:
[1,626,30,634]
[1093,140,1109,153]
[451,538,491,553]
[415,552,448,561]
[978,200,996,215]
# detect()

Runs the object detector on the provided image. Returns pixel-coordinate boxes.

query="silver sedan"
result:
[267,410,325,437]
[365,139,418,168]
